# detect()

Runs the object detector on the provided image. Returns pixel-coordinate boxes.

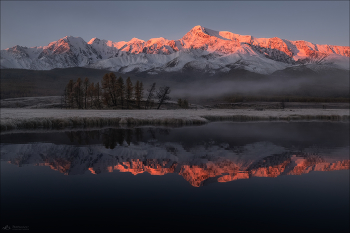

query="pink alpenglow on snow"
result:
[1,26,349,74]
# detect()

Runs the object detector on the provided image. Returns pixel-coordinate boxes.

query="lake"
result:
[1,122,349,232]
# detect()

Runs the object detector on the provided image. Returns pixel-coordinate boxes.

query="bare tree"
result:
[134,81,144,109]
[183,99,189,109]
[177,98,188,109]
[65,80,74,108]
[117,76,125,109]
[101,73,111,107]
[73,78,83,109]
[87,82,94,108]
[83,77,89,109]
[156,86,171,109]
[177,98,182,108]
[102,73,118,107]
[139,82,144,107]
[145,82,156,109]
[125,77,133,109]
[94,82,102,109]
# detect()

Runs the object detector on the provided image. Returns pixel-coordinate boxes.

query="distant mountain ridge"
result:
[1,25,349,74]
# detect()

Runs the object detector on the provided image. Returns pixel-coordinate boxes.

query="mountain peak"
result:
[61,36,77,40]
[185,25,231,41]
[192,25,205,30]
[56,36,85,46]
[88,37,101,44]
[146,37,168,44]
[189,25,209,35]
[128,38,145,43]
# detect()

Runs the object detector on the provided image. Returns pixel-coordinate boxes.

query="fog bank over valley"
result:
[1,66,349,104]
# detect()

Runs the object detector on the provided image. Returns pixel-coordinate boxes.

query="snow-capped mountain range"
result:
[1,25,349,75]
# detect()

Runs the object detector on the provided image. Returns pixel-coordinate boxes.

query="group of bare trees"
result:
[63,77,101,109]
[62,73,171,109]
[100,73,144,109]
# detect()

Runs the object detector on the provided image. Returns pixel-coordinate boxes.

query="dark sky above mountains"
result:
[1,1,349,50]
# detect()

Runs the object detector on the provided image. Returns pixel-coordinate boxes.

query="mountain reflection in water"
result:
[1,122,349,187]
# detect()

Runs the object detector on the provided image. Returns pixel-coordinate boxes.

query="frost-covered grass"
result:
[0,96,62,108]
[1,108,349,131]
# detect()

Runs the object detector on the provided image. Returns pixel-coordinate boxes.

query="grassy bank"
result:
[1,108,349,131]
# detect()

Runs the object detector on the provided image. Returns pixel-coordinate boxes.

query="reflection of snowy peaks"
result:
[1,25,349,74]
[1,142,349,187]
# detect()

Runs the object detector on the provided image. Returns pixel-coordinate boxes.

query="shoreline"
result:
[1,108,349,131]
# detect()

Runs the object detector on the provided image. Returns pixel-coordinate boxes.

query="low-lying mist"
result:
[1,67,349,103]
[168,72,350,103]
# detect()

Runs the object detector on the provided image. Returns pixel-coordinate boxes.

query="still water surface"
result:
[1,122,349,232]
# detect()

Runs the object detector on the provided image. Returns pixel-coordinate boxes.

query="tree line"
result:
[62,73,171,109]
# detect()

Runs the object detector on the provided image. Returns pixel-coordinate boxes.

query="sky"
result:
[1,1,349,50]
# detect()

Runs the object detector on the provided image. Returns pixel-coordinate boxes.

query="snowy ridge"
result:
[1,26,349,74]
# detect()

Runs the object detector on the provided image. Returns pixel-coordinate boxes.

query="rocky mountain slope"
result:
[1,26,349,75]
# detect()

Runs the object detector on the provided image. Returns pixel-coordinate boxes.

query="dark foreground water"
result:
[1,122,349,233]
